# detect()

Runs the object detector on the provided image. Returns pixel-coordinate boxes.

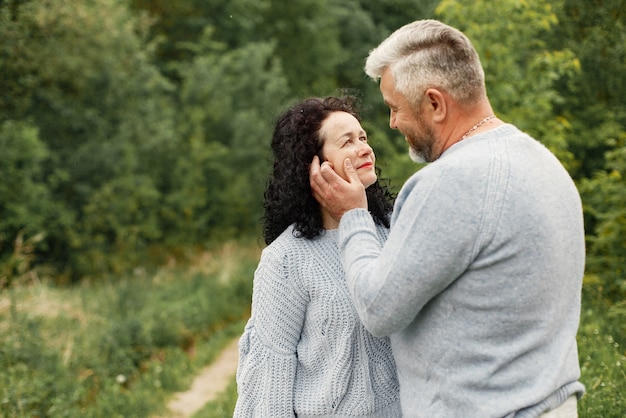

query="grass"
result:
[577,286,626,417]
[0,240,260,417]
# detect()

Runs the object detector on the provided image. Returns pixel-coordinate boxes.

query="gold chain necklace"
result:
[459,115,496,142]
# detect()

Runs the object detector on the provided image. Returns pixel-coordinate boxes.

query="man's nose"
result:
[389,112,397,129]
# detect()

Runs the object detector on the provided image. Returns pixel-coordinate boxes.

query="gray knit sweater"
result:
[338,124,585,417]
[234,225,401,417]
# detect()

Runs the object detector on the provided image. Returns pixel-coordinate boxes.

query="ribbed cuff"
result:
[516,381,585,418]
[338,207,374,236]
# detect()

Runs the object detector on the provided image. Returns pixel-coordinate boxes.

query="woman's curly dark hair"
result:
[263,96,395,245]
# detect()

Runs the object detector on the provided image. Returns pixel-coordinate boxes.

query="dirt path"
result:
[166,338,240,417]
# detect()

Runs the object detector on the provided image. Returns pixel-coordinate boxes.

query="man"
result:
[309,20,585,417]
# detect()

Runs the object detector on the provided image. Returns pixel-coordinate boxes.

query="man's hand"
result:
[309,156,367,222]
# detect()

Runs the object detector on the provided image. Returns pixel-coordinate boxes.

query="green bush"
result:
[0,314,85,417]
[579,141,626,305]
[0,241,258,417]
[0,120,71,288]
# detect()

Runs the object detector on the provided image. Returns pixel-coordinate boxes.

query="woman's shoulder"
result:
[260,224,324,266]
[267,224,338,250]
[265,224,306,253]
[257,225,338,299]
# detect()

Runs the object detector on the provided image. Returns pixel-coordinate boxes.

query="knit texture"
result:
[338,124,585,417]
[234,225,401,417]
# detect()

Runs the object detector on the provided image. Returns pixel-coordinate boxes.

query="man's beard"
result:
[409,146,427,163]
[406,125,437,163]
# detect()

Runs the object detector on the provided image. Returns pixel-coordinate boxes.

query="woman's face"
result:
[318,111,377,188]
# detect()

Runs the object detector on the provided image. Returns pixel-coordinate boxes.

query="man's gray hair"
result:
[365,20,486,107]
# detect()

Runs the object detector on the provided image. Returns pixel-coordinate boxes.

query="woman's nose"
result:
[358,142,373,156]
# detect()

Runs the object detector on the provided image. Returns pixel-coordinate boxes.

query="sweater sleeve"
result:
[339,161,494,336]
[234,246,307,418]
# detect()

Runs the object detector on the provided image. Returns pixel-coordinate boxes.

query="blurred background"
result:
[1,0,624,416]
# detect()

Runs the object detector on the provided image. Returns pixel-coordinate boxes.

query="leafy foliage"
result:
[579,140,626,310]
[0,241,259,417]
[0,120,70,287]
[551,0,626,180]
[0,0,177,278]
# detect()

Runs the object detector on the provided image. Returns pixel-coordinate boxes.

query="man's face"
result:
[380,68,437,163]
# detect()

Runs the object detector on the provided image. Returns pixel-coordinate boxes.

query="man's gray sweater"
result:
[338,124,585,417]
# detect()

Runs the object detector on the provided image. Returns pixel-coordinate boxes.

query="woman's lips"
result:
[358,162,373,169]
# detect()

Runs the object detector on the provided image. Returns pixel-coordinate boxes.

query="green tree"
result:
[174,33,290,239]
[129,0,271,76]
[551,0,626,180]
[78,175,162,275]
[0,0,177,278]
[579,141,626,303]
[254,0,342,95]
[358,0,438,33]
[0,121,70,287]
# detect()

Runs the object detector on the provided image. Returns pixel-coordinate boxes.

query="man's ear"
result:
[424,88,447,123]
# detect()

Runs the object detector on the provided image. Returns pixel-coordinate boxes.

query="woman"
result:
[234,96,401,417]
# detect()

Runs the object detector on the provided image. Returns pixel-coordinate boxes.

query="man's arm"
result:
[309,156,368,221]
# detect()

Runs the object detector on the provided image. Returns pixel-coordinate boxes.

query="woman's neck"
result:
[321,207,339,230]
